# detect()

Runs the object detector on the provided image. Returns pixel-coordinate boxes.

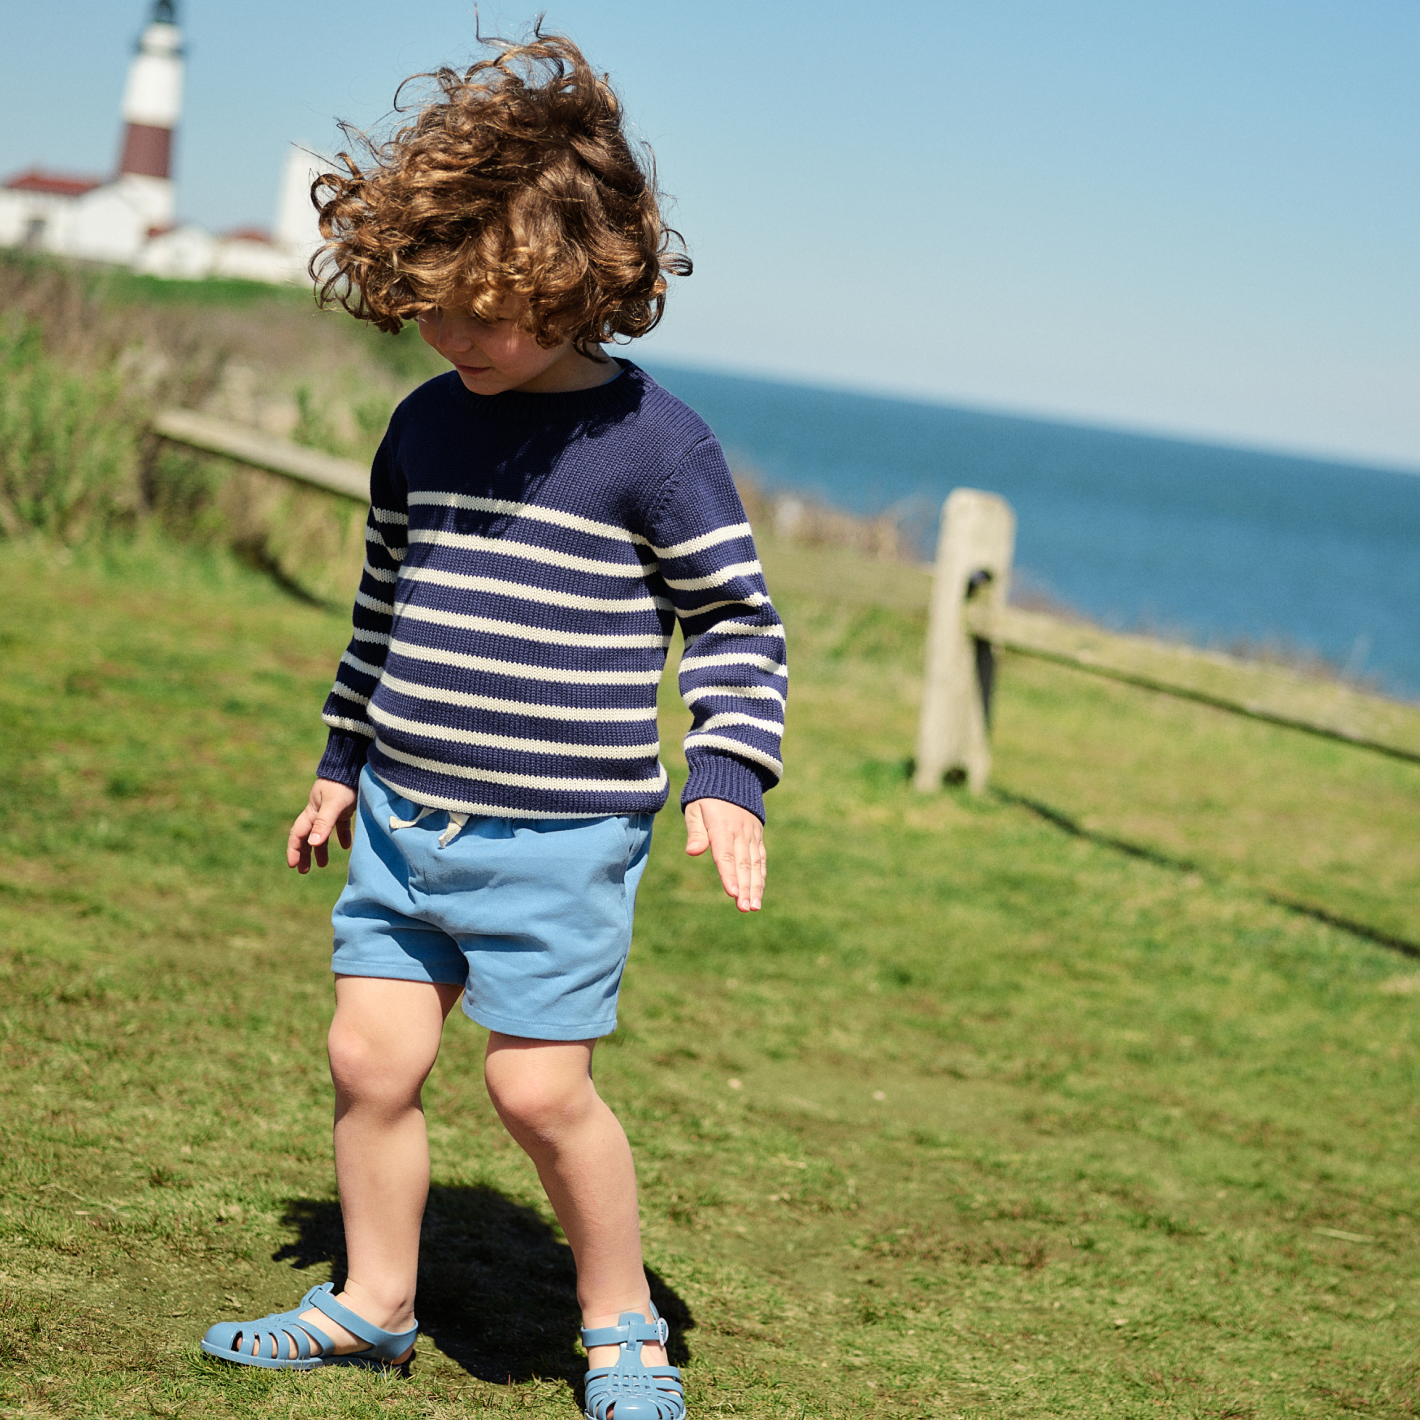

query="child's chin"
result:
[454,369,506,395]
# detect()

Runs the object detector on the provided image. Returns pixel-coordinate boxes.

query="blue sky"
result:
[4,0,1417,469]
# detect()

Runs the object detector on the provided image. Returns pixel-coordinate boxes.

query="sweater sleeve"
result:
[646,437,786,822]
[315,430,407,787]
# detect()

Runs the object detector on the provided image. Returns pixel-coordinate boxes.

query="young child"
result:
[198,31,784,1420]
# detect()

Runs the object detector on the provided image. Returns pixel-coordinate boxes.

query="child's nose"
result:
[438,321,474,354]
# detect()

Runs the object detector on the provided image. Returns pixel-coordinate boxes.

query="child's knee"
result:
[484,1056,594,1143]
[328,1018,390,1100]
[327,1012,434,1105]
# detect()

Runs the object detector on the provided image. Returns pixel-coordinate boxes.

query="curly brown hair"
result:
[310,29,690,350]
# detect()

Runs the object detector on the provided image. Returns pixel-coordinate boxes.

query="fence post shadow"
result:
[273,1184,695,1390]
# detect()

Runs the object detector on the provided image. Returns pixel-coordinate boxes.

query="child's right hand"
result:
[287,778,358,873]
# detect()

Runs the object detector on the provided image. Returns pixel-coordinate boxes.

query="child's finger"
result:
[708,822,737,894]
[287,810,315,872]
[714,843,739,899]
[747,833,766,911]
[735,833,754,911]
[714,831,753,909]
[684,801,710,857]
[738,829,765,912]
[308,813,338,868]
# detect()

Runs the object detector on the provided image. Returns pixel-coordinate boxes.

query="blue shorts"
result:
[331,768,654,1041]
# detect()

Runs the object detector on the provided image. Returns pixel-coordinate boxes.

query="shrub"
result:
[0,318,143,542]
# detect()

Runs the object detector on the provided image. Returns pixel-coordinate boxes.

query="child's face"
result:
[415,295,610,396]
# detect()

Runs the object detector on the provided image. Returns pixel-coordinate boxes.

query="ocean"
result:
[645,362,1420,699]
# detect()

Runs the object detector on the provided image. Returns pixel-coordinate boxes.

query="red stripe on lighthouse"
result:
[119,123,172,180]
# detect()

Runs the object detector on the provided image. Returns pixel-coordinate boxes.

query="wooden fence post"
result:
[914,488,1016,792]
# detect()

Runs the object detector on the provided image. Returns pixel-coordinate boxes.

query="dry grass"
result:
[0,252,438,599]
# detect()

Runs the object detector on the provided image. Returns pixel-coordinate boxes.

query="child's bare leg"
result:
[284,975,460,1359]
[484,1033,668,1372]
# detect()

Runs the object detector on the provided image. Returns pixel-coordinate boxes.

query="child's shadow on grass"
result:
[273,1186,694,1386]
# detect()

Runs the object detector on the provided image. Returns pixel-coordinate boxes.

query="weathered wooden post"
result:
[914,488,1016,792]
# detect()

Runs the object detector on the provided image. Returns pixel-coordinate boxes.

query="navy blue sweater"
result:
[316,362,786,821]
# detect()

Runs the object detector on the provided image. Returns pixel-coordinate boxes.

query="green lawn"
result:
[2,535,1419,1419]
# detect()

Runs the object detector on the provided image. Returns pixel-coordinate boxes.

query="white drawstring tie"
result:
[388,804,469,848]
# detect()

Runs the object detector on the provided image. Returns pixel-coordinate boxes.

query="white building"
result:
[0,0,320,284]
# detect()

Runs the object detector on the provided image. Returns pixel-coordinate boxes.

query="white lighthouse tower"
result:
[115,0,184,232]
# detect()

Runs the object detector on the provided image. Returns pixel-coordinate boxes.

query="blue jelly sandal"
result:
[200,1281,417,1370]
[581,1304,685,1420]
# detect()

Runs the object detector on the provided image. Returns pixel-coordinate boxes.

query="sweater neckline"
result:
[453,359,645,423]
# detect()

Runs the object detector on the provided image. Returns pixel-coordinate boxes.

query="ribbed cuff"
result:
[316,729,372,788]
[680,751,772,824]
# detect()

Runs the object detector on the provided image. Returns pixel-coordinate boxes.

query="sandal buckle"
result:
[655,1316,669,1345]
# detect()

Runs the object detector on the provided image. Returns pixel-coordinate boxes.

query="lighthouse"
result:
[116,0,184,232]
[1,0,310,281]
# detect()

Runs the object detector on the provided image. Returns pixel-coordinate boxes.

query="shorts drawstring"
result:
[388,804,469,848]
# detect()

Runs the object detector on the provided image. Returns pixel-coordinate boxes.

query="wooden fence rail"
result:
[965,602,1420,763]
[152,409,370,503]
[916,487,1420,790]
[152,416,1420,782]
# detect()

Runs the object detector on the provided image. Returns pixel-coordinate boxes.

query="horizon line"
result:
[637,352,1420,482]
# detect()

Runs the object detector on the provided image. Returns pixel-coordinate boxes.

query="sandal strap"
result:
[586,1364,684,1380]
[279,1321,329,1360]
[581,1311,669,1349]
[302,1283,418,1350]
[298,1319,335,1358]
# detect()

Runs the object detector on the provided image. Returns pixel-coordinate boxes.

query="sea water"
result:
[646,363,1420,699]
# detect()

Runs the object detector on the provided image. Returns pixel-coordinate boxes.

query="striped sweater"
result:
[316,361,786,822]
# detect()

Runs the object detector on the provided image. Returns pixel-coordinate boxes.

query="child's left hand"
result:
[684,798,766,912]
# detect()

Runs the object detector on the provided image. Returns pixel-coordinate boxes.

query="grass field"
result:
[3,534,1420,1419]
